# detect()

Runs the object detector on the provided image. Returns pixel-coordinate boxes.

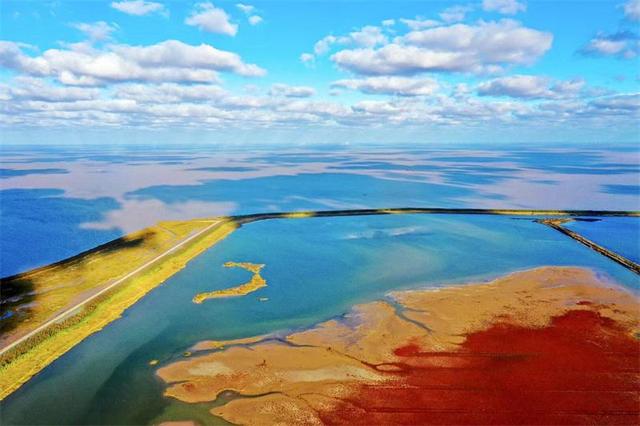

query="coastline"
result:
[0,220,238,400]
[1,207,638,401]
[157,266,640,425]
[538,218,640,274]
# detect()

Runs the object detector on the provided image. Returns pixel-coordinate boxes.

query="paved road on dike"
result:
[0,220,220,356]
[4,206,639,357]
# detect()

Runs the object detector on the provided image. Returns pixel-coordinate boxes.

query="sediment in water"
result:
[157,266,640,425]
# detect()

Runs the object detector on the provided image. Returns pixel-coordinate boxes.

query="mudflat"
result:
[158,266,640,425]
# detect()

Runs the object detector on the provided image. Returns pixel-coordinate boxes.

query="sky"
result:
[1,0,639,145]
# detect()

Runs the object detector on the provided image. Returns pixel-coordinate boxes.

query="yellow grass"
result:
[1,220,211,345]
[281,212,316,219]
[0,220,238,400]
[192,262,266,303]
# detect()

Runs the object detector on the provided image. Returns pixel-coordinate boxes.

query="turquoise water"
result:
[564,217,640,263]
[2,145,639,277]
[1,214,638,425]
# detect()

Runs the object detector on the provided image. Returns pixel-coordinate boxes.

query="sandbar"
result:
[157,266,640,425]
[192,262,266,303]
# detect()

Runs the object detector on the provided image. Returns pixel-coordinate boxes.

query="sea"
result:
[1,144,638,424]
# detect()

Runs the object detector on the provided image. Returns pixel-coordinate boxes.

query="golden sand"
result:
[191,334,271,351]
[156,266,639,425]
[192,262,266,303]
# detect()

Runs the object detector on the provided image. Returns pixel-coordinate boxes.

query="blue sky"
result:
[1,0,639,144]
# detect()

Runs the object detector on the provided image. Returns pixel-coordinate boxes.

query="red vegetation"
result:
[320,310,640,425]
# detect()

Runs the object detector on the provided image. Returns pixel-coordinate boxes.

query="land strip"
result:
[538,219,640,275]
[0,220,220,357]
[1,207,638,400]
[193,262,266,303]
[0,219,238,400]
[232,207,640,225]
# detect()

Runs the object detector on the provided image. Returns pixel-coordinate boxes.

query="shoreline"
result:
[3,208,638,284]
[192,262,266,303]
[0,220,238,400]
[1,207,638,400]
[538,218,640,274]
[156,266,640,425]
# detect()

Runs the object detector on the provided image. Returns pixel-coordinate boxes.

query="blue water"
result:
[2,145,639,277]
[1,214,638,425]
[0,189,121,275]
[565,218,640,263]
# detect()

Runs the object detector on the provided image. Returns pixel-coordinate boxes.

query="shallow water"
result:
[2,145,639,277]
[564,217,640,263]
[1,213,638,425]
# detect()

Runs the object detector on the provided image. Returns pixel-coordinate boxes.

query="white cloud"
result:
[581,31,639,59]
[185,2,237,36]
[332,76,439,96]
[110,1,166,16]
[72,21,117,41]
[114,82,227,103]
[590,93,640,112]
[313,35,336,55]
[586,39,627,55]
[275,99,351,120]
[1,77,100,102]
[1,11,635,136]
[235,3,262,25]
[332,20,553,75]
[269,83,315,98]
[352,99,403,115]
[400,17,441,30]
[313,26,388,56]
[477,75,585,99]
[113,40,265,76]
[2,77,638,132]
[0,41,50,75]
[623,0,640,21]
[482,0,527,15]
[236,3,255,14]
[382,19,395,26]
[439,5,473,23]
[348,26,388,48]
[248,15,263,25]
[300,52,315,66]
[0,40,265,85]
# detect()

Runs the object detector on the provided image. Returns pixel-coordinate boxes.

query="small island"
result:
[192,262,266,303]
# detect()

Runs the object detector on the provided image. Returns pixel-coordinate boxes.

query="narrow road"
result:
[3,207,639,356]
[0,220,220,356]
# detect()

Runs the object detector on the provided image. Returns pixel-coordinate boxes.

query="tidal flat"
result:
[1,213,638,425]
[158,266,639,425]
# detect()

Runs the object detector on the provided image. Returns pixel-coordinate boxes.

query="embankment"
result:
[0,220,237,400]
